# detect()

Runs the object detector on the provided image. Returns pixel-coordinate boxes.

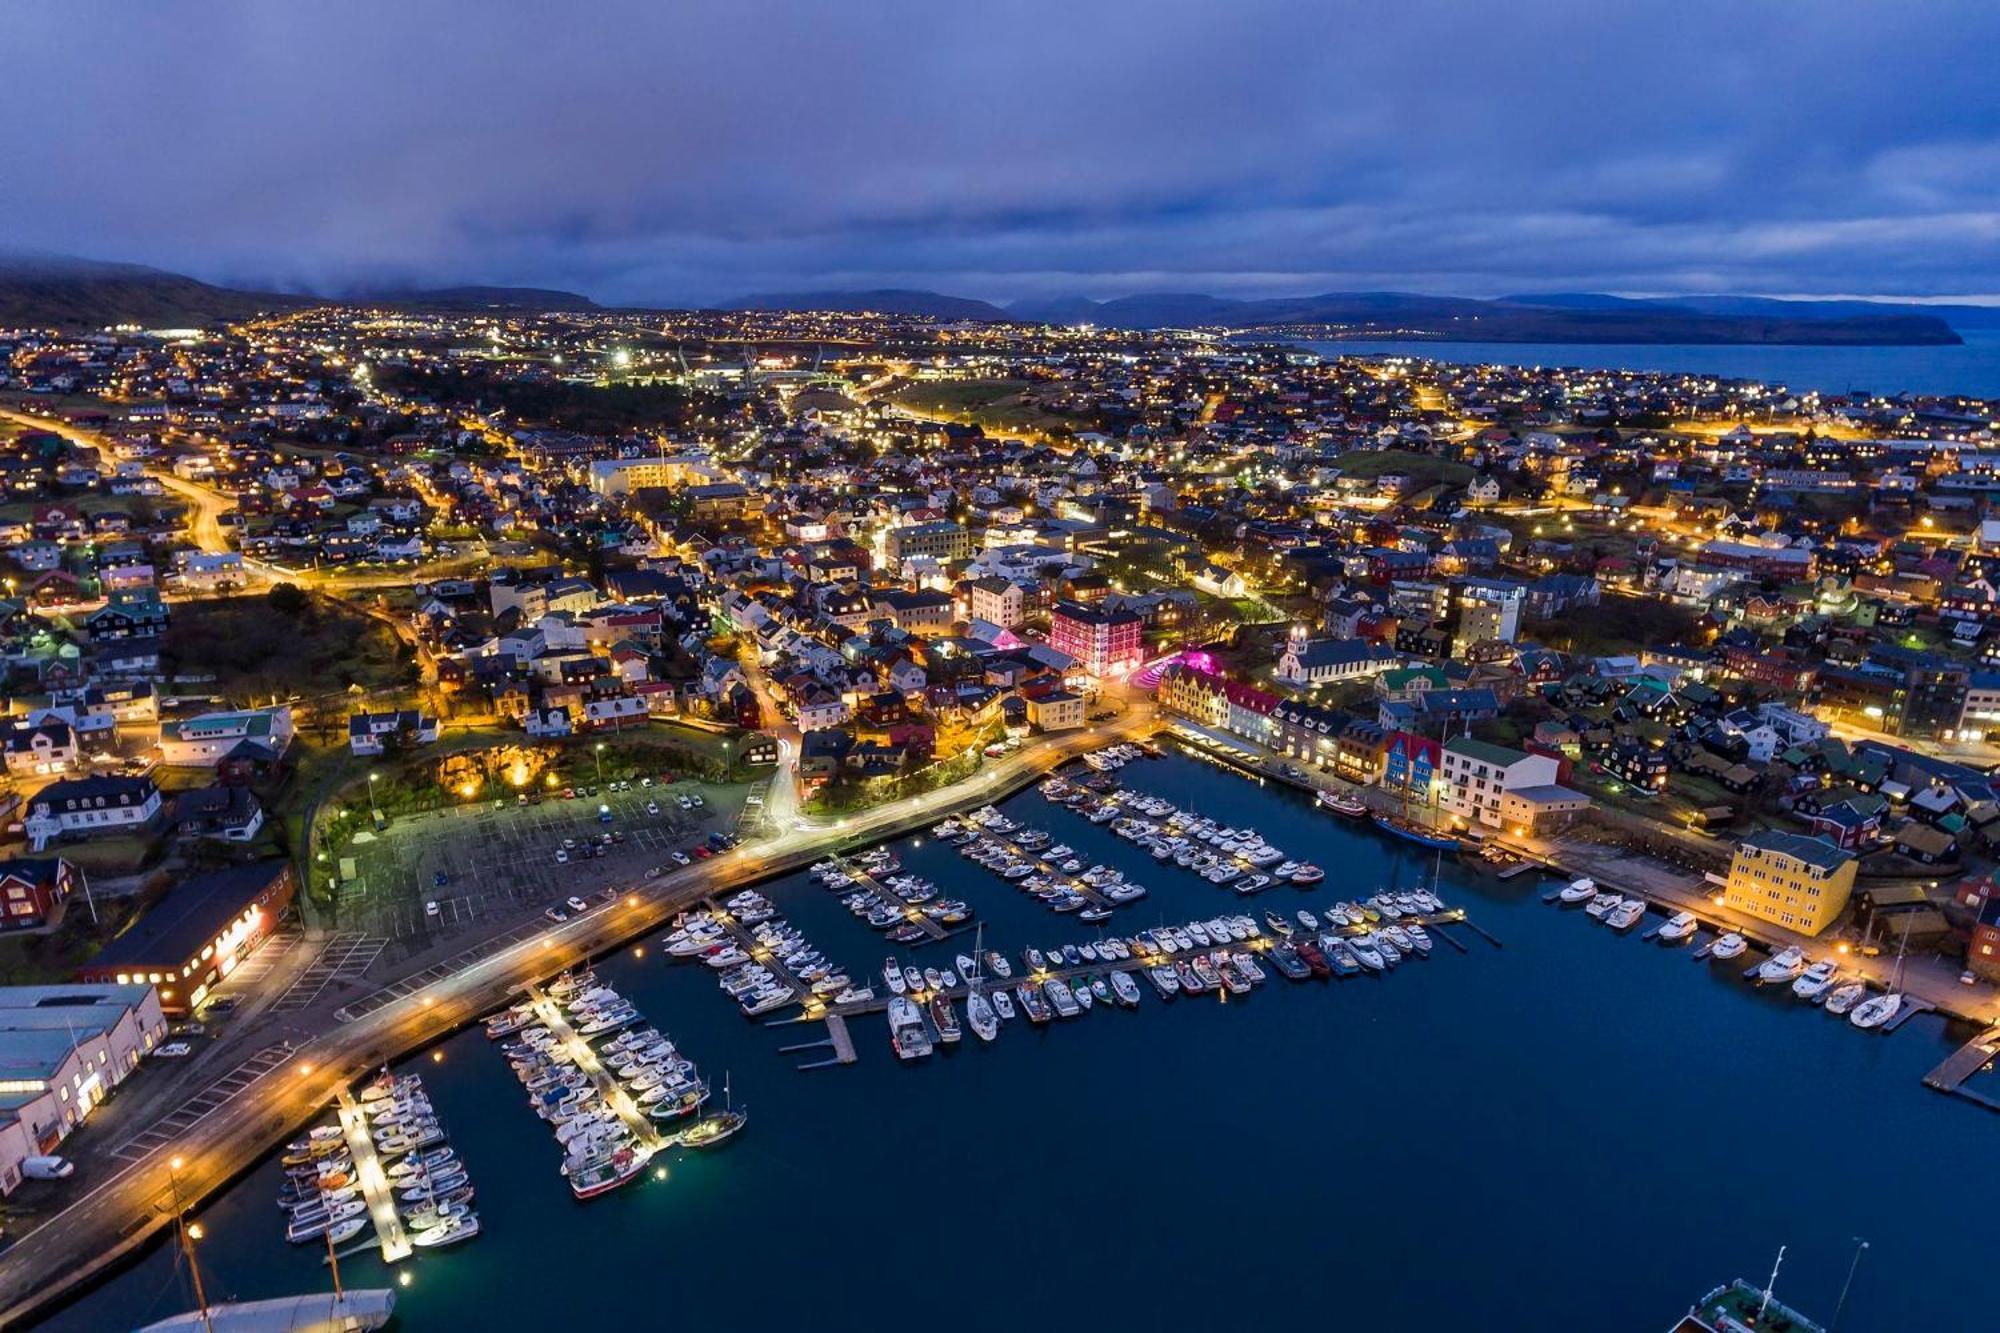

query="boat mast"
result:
[1754,1245,1787,1324]
[323,1224,345,1300]
[169,1165,215,1333]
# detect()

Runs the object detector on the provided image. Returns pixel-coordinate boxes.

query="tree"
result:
[266,582,310,617]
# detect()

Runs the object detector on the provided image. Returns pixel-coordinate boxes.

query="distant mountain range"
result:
[729,288,1013,321]
[0,252,1977,345]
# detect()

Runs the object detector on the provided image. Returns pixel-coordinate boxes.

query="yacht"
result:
[1606,899,1646,931]
[1755,947,1807,985]
[1558,877,1598,905]
[1044,978,1081,1017]
[1109,971,1142,1007]
[1709,932,1747,961]
[881,959,905,994]
[1657,910,1698,943]
[990,989,1016,1022]
[1584,891,1620,920]
[1791,960,1839,1001]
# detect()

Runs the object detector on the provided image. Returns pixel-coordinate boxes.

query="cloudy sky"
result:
[6,1,1998,305]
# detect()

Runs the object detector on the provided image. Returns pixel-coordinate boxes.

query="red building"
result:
[0,857,80,930]
[1049,600,1143,680]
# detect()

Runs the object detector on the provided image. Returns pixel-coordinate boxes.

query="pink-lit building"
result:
[1049,600,1143,680]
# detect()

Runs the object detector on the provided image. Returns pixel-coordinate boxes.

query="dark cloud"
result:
[5,0,1997,302]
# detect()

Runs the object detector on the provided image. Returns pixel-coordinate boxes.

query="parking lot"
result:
[329,775,749,966]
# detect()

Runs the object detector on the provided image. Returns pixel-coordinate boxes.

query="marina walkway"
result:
[702,895,813,1006]
[962,823,1114,910]
[1923,1025,2000,1112]
[333,1088,412,1264]
[835,856,950,941]
[524,984,668,1152]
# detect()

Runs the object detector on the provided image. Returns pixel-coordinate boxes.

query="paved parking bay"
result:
[108,1045,293,1164]
[266,932,389,1013]
[327,778,744,966]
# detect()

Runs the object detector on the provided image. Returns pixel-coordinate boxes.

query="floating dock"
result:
[700,896,813,1006]
[524,983,667,1151]
[1922,1025,2000,1113]
[333,1089,412,1264]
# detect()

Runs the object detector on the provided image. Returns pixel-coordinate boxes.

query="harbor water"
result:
[1300,328,2000,400]
[37,748,2000,1332]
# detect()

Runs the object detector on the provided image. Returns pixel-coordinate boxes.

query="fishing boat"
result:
[887,995,934,1060]
[1016,982,1051,1023]
[1371,811,1458,851]
[929,994,963,1042]
[568,1146,647,1200]
[1316,788,1366,818]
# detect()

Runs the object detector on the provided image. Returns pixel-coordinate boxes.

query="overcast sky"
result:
[6,1,1998,305]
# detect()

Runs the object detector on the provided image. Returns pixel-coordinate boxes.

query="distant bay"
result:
[1297,328,2000,401]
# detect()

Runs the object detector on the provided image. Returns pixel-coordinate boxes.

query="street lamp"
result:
[593,742,605,784]
[367,772,382,825]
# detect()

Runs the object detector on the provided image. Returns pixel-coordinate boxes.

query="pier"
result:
[524,983,667,1152]
[959,822,1116,910]
[332,1089,412,1264]
[835,856,951,942]
[700,896,813,1006]
[1922,1025,2000,1113]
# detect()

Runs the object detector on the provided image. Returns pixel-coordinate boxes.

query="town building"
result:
[1721,831,1856,936]
[1439,735,1563,830]
[78,861,296,1013]
[0,982,166,1194]
[1048,600,1142,680]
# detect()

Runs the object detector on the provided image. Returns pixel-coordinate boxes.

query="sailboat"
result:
[678,1072,747,1149]
[964,923,1000,1041]
[141,1169,396,1333]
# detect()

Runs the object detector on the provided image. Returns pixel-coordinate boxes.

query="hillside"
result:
[0,253,309,328]
[354,285,601,313]
[729,288,1012,321]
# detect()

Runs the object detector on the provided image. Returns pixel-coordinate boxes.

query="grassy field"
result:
[161,591,414,698]
[1329,447,1474,489]
[891,379,1077,437]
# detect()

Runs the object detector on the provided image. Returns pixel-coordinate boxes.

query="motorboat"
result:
[1109,971,1141,1007]
[1823,983,1868,1015]
[1044,978,1080,1017]
[1317,789,1367,818]
[1791,960,1839,1001]
[1754,947,1807,985]
[1606,899,1646,931]
[888,996,934,1060]
[1559,877,1598,905]
[1657,910,1698,943]
[1709,933,1747,961]
[1584,892,1620,920]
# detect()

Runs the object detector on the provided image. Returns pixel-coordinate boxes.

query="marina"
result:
[39,745,2000,1333]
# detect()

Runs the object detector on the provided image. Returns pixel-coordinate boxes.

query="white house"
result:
[1275,636,1401,686]
[25,776,163,850]
[1439,736,1561,830]
[157,707,294,767]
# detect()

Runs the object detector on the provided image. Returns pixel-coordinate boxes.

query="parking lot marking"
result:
[108,1045,292,1163]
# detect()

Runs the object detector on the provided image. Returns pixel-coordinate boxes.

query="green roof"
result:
[1444,735,1529,767]
[1740,829,1852,872]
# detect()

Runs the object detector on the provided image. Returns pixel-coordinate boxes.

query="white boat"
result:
[1109,970,1142,1007]
[1606,899,1646,931]
[1792,960,1839,1000]
[991,989,1016,1021]
[1583,891,1620,919]
[1849,992,1903,1029]
[1559,877,1598,904]
[1709,932,1747,961]
[1755,947,1806,984]
[1823,983,1868,1015]
[965,991,999,1042]
[882,959,905,994]
[1657,910,1697,943]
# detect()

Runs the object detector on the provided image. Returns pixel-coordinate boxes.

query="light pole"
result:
[367,772,382,826]
[593,742,605,785]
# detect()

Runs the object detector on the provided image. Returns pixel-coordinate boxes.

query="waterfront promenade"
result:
[0,712,1160,1328]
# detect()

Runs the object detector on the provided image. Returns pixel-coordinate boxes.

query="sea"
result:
[1298,328,2000,401]
[35,748,2000,1332]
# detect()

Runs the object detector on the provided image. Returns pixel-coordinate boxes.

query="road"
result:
[0,710,1159,1327]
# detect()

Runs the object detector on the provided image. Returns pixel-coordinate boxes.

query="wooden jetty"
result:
[701,896,813,1005]
[1922,1025,2000,1113]
[524,983,667,1151]
[332,1089,412,1264]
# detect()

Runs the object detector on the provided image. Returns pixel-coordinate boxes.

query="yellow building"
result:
[1721,831,1856,936]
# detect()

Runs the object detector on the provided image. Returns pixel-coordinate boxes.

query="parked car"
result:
[425,900,440,917]
[566,896,588,913]
[692,846,712,859]
[645,801,661,816]
[670,850,690,865]
[555,849,570,864]
[153,1042,193,1059]
[432,871,450,887]
[544,907,569,923]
